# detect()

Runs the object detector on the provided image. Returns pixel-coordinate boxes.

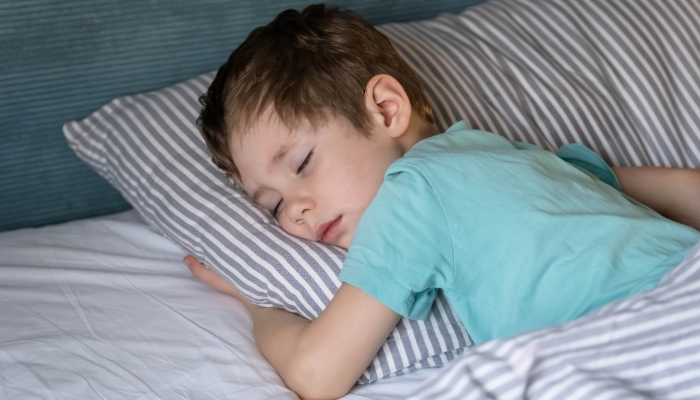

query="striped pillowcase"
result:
[382,0,700,169]
[64,0,700,383]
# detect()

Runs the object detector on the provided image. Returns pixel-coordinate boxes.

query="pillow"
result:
[65,0,700,383]
[385,0,700,169]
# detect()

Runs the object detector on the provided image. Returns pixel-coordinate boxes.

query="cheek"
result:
[319,164,378,210]
[341,155,387,203]
[319,138,391,204]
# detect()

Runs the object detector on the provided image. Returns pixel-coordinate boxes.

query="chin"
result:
[337,234,352,250]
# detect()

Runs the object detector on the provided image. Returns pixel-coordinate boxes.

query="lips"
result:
[315,217,342,244]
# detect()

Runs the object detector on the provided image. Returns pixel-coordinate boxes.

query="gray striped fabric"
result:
[63,0,700,384]
[381,0,700,170]
[409,241,700,399]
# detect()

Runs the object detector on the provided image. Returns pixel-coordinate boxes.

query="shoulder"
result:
[385,127,519,199]
[390,122,515,176]
[355,153,453,242]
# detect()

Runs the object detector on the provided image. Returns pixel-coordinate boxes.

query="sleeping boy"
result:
[185,4,700,399]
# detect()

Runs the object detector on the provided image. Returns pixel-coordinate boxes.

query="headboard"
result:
[0,0,484,232]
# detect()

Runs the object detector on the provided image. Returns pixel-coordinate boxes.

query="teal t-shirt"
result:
[338,121,700,345]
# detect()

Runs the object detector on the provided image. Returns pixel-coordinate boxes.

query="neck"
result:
[398,115,439,154]
[419,121,439,140]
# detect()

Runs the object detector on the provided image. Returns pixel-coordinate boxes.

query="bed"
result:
[3,0,700,398]
[0,210,435,399]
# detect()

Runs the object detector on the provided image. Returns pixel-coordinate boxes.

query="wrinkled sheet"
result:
[0,211,432,399]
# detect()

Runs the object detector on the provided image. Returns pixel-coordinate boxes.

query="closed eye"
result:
[297,150,314,174]
[273,149,313,217]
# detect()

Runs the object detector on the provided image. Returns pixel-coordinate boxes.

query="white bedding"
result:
[0,211,434,399]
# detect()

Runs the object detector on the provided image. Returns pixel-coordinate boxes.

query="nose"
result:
[284,195,315,224]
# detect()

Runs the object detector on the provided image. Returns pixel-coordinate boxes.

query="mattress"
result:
[0,210,433,399]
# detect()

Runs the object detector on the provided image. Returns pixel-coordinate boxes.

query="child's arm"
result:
[613,167,700,231]
[185,256,401,400]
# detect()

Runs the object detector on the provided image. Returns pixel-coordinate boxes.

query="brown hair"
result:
[197,4,434,181]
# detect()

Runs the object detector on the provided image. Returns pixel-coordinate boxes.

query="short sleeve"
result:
[338,167,454,320]
[556,143,622,191]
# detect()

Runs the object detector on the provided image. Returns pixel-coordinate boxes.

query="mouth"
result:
[316,216,342,245]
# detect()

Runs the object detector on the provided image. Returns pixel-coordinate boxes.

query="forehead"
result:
[229,109,307,195]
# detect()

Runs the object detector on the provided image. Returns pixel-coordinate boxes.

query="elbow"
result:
[293,386,349,400]
[284,356,355,400]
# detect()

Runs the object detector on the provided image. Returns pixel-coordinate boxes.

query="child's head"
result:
[198,4,436,249]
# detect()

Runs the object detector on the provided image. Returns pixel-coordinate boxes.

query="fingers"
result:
[183,255,209,279]
[183,255,247,302]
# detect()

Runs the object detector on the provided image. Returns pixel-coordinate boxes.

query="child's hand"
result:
[183,255,251,307]
[183,256,401,399]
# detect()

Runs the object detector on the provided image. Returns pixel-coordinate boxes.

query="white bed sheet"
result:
[0,211,435,399]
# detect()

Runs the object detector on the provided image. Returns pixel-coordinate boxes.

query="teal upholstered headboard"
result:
[0,0,484,232]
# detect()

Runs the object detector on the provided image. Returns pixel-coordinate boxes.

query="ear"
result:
[364,74,411,139]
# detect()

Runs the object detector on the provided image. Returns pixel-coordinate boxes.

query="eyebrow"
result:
[251,140,297,205]
[271,143,293,166]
